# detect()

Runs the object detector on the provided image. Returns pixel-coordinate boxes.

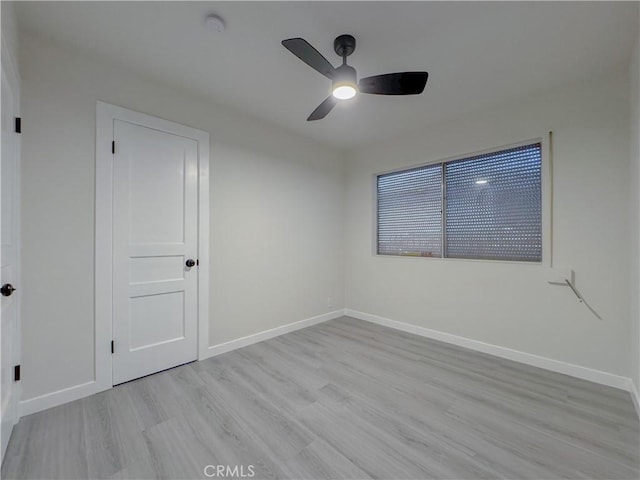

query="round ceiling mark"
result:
[204,14,226,33]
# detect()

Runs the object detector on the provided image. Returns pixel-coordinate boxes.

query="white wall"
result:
[346,72,631,378]
[1,2,19,63]
[19,33,345,402]
[630,33,640,404]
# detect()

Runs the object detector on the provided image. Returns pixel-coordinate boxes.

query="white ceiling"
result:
[16,1,639,150]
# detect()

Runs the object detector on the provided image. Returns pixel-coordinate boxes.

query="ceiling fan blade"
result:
[307,96,337,121]
[282,38,337,80]
[359,72,428,95]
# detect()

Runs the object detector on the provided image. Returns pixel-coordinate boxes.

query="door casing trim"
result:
[95,101,210,392]
[1,32,22,462]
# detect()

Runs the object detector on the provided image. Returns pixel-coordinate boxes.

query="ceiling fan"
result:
[281,34,429,121]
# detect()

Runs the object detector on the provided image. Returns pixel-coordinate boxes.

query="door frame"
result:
[95,101,209,390]
[1,33,22,461]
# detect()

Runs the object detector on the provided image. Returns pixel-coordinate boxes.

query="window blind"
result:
[377,164,442,257]
[444,143,542,261]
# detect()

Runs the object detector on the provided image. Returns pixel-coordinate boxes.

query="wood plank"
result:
[3,317,638,479]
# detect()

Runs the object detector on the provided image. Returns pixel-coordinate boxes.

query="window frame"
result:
[373,137,551,265]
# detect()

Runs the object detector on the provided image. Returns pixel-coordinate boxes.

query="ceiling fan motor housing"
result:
[333,64,357,89]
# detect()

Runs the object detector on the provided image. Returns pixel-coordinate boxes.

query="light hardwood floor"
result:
[2,317,639,479]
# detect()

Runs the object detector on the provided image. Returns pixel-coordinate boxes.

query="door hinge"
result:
[14,117,21,134]
[111,340,115,354]
[111,141,115,154]
[14,365,20,382]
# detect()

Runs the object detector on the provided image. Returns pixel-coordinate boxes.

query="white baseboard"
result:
[18,310,345,417]
[202,309,346,359]
[629,379,640,419]
[19,380,108,417]
[19,309,634,419]
[345,309,632,391]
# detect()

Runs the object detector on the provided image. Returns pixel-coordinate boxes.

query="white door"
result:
[0,60,20,458]
[112,120,199,385]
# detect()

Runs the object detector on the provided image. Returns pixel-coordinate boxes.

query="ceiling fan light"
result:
[332,82,358,100]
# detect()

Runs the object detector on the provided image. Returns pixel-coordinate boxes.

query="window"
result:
[377,164,442,257]
[377,142,542,262]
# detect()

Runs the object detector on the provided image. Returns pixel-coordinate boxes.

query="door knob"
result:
[1,284,16,297]
[185,259,196,268]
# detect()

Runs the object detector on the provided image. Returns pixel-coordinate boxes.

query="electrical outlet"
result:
[327,296,333,308]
